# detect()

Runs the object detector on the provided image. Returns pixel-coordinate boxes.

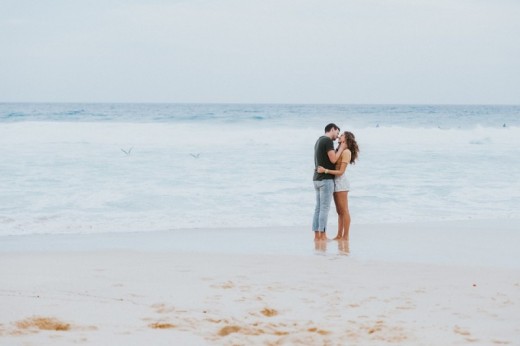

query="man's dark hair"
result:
[324,123,339,133]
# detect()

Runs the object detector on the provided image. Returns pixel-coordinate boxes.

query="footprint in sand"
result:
[453,325,470,336]
[260,308,278,317]
[348,319,408,343]
[11,316,98,336]
[148,322,176,329]
[216,321,293,338]
[151,303,177,314]
[15,316,71,332]
[453,325,478,342]
[307,327,330,335]
[218,325,242,336]
[211,281,235,289]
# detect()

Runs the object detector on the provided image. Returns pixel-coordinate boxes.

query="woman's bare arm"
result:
[327,142,346,163]
[317,150,351,175]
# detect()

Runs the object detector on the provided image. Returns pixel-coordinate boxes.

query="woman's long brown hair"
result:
[344,131,359,164]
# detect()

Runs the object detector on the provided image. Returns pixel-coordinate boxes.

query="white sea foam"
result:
[0,104,519,236]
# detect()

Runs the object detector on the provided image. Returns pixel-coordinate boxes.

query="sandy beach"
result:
[3,0,519,344]
[1,220,519,345]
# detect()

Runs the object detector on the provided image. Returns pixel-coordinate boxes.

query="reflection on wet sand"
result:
[338,240,350,255]
[314,239,350,255]
[314,239,327,253]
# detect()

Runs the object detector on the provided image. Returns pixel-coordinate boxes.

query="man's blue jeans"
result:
[312,179,334,233]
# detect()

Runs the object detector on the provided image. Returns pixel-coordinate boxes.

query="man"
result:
[312,123,346,241]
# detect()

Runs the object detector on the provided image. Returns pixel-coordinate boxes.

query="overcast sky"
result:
[1,0,519,104]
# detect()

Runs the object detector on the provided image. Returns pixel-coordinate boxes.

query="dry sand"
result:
[1,221,519,345]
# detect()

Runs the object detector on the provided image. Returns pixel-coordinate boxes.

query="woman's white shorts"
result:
[334,174,350,192]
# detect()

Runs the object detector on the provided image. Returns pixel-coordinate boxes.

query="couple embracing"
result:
[312,123,359,242]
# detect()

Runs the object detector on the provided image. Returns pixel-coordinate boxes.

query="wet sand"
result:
[1,220,519,345]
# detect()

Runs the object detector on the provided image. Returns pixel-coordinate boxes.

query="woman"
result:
[317,131,359,241]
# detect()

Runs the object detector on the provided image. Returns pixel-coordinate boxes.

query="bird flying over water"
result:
[121,147,133,155]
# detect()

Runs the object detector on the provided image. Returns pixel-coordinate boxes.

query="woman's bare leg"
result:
[333,193,342,240]
[333,192,347,240]
[342,192,351,241]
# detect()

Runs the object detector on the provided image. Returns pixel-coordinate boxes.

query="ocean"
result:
[0,103,519,236]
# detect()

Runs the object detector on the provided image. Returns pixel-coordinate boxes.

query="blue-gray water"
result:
[1,103,519,235]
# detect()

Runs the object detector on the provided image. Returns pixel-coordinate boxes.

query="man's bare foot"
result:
[318,233,329,241]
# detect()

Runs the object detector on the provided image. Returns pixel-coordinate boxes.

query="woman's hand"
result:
[317,166,326,173]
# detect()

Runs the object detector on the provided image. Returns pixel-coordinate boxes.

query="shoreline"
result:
[2,219,519,268]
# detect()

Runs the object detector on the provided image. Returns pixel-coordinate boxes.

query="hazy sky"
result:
[1,0,519,104]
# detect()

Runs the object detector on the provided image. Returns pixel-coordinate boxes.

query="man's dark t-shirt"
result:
[313,136,335,181]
